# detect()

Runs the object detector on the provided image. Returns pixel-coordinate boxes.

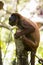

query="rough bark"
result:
[15,38,29,65]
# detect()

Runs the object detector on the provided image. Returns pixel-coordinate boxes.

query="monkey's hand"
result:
[14,29,21,39]
[14,33,20,39]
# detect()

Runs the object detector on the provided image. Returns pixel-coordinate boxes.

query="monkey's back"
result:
[21,16,40,45]
[21,17,40,50]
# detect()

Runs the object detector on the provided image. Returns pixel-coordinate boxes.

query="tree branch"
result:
[0,22,18,30]
[0,22,12,30]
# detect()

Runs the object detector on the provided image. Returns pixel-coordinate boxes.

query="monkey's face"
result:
[9,13,17,26]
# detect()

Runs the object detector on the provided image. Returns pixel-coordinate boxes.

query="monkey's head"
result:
[9,13,20,26]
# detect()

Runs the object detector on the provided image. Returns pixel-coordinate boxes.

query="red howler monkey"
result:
[9,13,40,65]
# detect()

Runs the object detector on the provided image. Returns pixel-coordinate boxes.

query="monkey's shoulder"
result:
[20,19,33,29]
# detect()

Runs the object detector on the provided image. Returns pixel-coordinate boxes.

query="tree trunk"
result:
[15,38,29,65]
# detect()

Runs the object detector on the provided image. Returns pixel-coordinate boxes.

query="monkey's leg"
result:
[31,50,36,65]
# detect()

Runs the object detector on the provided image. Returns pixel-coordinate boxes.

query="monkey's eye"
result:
[11,14,17,20]
[9,16,14,22]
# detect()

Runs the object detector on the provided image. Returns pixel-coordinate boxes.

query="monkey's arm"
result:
[14,26,35,39]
